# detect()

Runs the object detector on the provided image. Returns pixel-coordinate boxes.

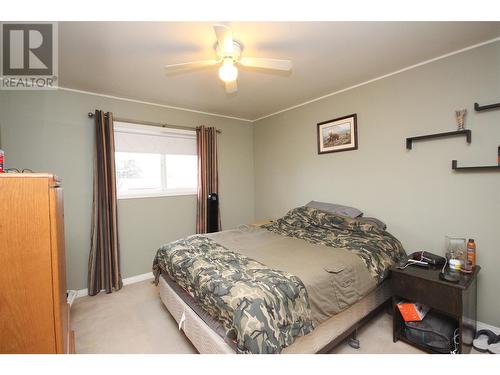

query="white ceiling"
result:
[59,22,500,121]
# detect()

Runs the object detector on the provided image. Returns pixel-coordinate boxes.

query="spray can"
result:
[0,149,4,173]
[462,239,476,274]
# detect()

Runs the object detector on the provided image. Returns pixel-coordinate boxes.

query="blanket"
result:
[153,235,314,354]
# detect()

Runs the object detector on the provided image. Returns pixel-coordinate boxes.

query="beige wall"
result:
[254,42,500,326]
[0,89,255,290]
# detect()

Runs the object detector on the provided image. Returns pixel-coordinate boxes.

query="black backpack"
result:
[404,312,458,353]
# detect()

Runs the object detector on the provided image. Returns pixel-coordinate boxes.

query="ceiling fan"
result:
[164,24,292,94]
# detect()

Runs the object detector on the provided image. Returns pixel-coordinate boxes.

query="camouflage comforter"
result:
[152,236,314,354]
[153,206,405,354]
[262,206,406,283]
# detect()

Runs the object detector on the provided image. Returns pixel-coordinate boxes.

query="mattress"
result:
[158,274,391,354]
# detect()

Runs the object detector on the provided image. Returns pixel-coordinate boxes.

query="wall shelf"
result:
[406,130,471,150]
[452,160,500,171]
[474,101,500,112]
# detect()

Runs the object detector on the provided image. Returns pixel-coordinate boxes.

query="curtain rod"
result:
[87,112,221,134]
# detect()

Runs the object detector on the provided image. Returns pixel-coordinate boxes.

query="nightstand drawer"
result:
[392,272,461,316]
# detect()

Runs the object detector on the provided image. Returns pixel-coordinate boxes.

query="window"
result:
[114,121,197,199]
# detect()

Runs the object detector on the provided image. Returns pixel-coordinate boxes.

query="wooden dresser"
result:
[0,173,74,354]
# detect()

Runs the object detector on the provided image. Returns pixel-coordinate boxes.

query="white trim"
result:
[57,86,253,123]
[75,271,154,298]
[122,272,154,285]
[252,36,500,122]
[76,288,89,298]
[477,320,500,335]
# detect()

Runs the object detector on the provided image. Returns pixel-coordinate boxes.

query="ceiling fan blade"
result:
[213,24,234,55]
[240,57,292,71]
[164,59,218,72]
[225,80,238,94]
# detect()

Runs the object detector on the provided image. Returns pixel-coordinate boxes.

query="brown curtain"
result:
[196,126,221,234]
[88,110,122,296]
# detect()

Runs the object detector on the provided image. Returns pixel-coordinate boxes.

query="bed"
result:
[153,205,406,354]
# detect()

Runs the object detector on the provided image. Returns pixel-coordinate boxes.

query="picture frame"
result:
[317,113,358,154]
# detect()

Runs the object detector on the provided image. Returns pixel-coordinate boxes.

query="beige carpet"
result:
[70,279,466,354]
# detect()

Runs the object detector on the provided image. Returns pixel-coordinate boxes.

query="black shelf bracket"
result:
[406,130,471,150]
[474,101,500,112]
[452,160,500,171]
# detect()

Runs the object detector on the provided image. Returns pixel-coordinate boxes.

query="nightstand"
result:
[391,264,480,354]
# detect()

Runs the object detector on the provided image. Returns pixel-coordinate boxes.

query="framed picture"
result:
[317,113,358,154]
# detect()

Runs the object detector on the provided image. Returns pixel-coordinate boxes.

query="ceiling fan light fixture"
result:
[164,24,292,93]
[218,58,238,82]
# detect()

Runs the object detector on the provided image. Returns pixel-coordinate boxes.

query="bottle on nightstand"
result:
[462,239,476,274]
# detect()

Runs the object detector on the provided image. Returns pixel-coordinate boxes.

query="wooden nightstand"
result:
[391,264,480,354]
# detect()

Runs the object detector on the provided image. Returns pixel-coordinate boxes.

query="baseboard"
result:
[477,320,500,335]
[71,273,500,335]
[122,272,154,286]
[75,288,89,298]
[74,272,154,299]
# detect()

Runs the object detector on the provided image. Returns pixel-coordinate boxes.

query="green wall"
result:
[1,41,499,327]
[254,41,500,327]
[0,89,255,290]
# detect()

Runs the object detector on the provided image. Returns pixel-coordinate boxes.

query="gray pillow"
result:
[305,201,363,218]
[357,217,387,230]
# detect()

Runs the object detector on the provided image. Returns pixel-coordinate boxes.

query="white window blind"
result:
[114,121,198,199]
[114,122,197,155]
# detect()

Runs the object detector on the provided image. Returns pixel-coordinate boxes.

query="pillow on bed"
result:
[305,201,363,218]
[357,217,387,230]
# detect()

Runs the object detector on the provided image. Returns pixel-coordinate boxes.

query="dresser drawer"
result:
[392,272,461,316]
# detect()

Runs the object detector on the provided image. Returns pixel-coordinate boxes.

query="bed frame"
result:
[158,274,392,354]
